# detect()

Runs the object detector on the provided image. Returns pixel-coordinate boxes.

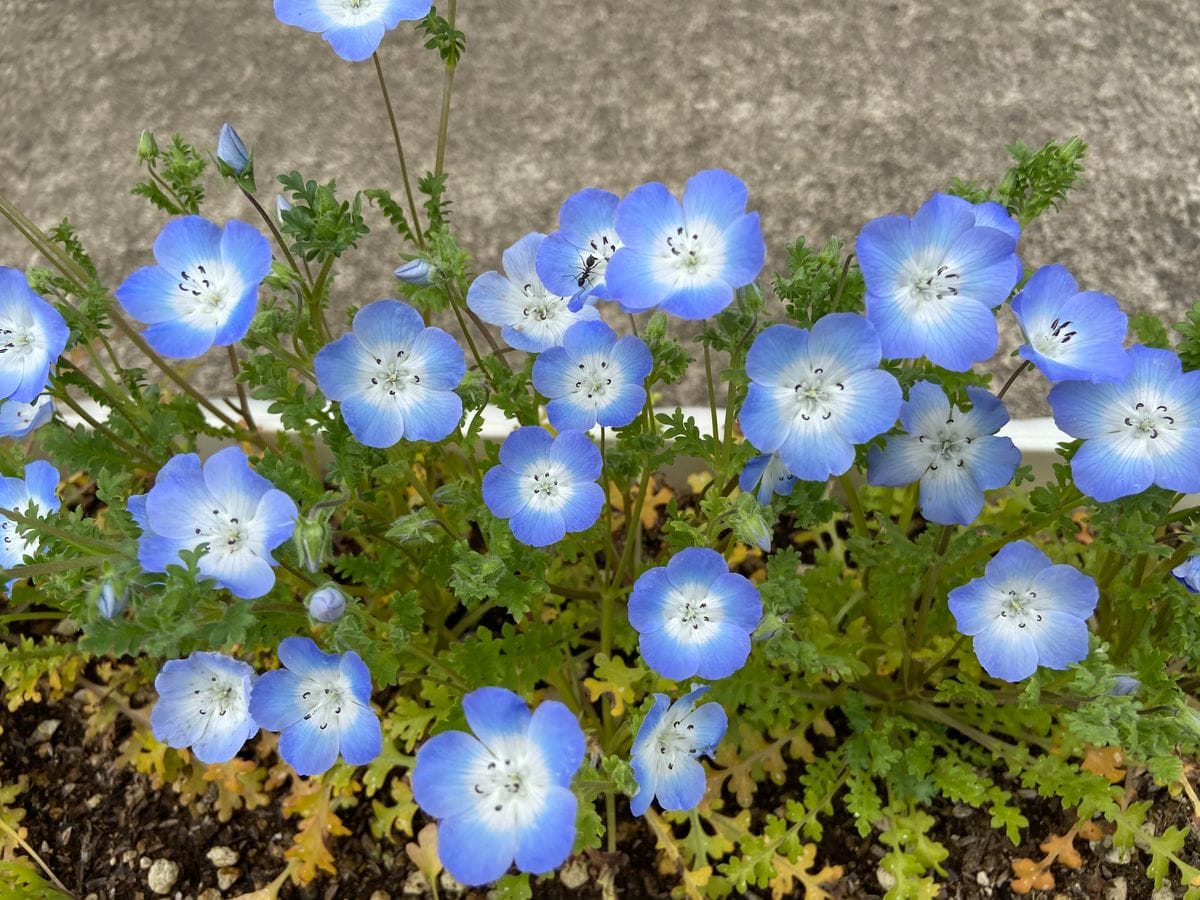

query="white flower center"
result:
[518,282,564,325]
[1031,316,1078,358]
[464,738,551,831]
[192,672,242,718]
[911,264,961,301]
[572,357,613,400]
[524,459,571,507]
[791,367,845,422]
[0,316,39,358]
[665,583,722,643]
[191,505,254,556]
[297,673,354,732]
[1123,400,1175,440]
[366,348,420,399]
[999,588,1043,629]
[665,226,707,272]
[644,704,716,779]
[574,232,620,289]
[176,264,230,313]
[916,414,974,472]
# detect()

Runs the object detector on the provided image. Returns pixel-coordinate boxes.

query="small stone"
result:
[31,719,60,742]
[439,871,466,895]
[559,857,589,889]
[121,850,138,865]
[402,871,429,896]
[85,794,104,810]
[198,890,222,900]
[976,870,990,887]
[876,867,897,890]
[140,857,152,870]
[1105,876,1129,900]
[147,859,179,895]
[369,892,390,900]
[206,846,239,867]
[1105,843,1133,864]
[216,867,240,891]
[1151,888,1175,900]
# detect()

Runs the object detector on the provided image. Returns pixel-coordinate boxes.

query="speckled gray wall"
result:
[1,0,1198,415]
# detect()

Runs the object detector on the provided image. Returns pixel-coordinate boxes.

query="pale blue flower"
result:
[274,0,433,62]
[0,268,69,404]
[0,460,60,588]
[115,216,271,358]
[1173,555,1200,592]
[1048,345,1200,502]
[482,427,604,547]
[1011,264,1131,384]
[127,446,298,600]
[535,188,622,309]
[307,584,347,622]
[606,169,765,319]
[868,382,1020,525]
[628,547,762,681]
[314,299,465,448]
[467,232,601,352]
[740,313,902,481]
[531,320,652,431]
[948,540,1097,682]
[856,192,1021,370]
[412,687,584,886]
[249,637,382,776]
[151,651,258,764]
[97,580,128,619]
[0,392,53,439]
[738,453,796,506]
[630,686,726,816]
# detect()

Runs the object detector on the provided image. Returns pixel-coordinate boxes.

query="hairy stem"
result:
[372,51,426,249]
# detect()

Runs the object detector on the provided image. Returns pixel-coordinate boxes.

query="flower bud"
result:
[137,129,159,162]
[293,510,332,574]
[394,258,434,286]
[1110,676,1140,696]
[306,584,347,622]
[276,194,292,222]
[216,123,251,176]
[97,580,128,619]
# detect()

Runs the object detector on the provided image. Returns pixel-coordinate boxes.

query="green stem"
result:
[896,481,919,537]
[52,389,160,467]
[996,360,1031,401]
[838,473,869,539]
[0,508,121,555]
[0,610,68,625]
[600,428,620,575]
[372,51,426,249]
[240,186,310,289]
[3,555,112,580]
[434,0,458,178]
[147,164,190,212]
[907,524,955,688]
[406,641,468,691]
[308,256,336,344]
[226,345,259,433]
[703,341,722,470]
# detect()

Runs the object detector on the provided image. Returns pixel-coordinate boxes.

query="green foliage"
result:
[278,171,370,261]
[995,137,1087,225]
[774,236,864,327]
[131,131,206,215]
[419,8,467,65]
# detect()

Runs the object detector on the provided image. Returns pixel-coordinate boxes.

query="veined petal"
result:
[339,393,405,448]
[249,668,306,731]
[973,618,1040,681]
[1047,380,1123,438]
[498,426,554,468]
[352,300,425,359]
[144,453,214,539]
[665,546,730,589]
[867,436,932,487]
[527,701,585,787]
[739,384,790,453]
[919,457,985,525]
[961,435,1020,491]
[694,625,752,679]
[835,369,902,444]
[395,383,463,442]
[1071,432,1155,501]
[548,430,601,480]
[323,21,387,61]
[514,787,577,874]
[909,193,975,258]
[616,182,684,249]
[250,490,301,554]
[983,540,1049,592]
[463,687,532,754]
[654,756,707,812]
[1029,564,1098,619]
[116,266,187,324]
[483,466,532,519]
[716,212,765,287]
[1030,609,1090,670]
[639,627,702,681]
[658,279,735,320]
[959,386,1010,437]
[746,324,809,387]
[775,414,855,481]
[603,248,675,311]
[412,730,491,819]
[855,214,913,288]
[314,335,375,401]
[628,568,673,633]
[947,579,1003,636]
[509,505,566,546]
[202,446,270,519]
[153,216,222,274]
[199,545,276,599]
[337,701,382,765]
[682,169,749,228]
[278,635,337,680]
[142,318,219,359]
[438,813,517,886]
[407,327,466,390]
[557,481,604,534]
[807,313,883,376]
[467,271,523,326]
[279,718,341,775]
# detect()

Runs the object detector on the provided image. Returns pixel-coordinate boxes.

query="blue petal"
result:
[631,694,671,758]
[919,459,985,525]
[972,201,1020,241]
[499,232,543,286]
[973,618,1040,682]
[712,573,762,632]
[467,271,521,327]
[1047,380,1122,438]
[537,231,599,300]
[279,636,338,680]
[855,214,912,289]
[510,505,566,547]
[201,446,269,518]
[665,547,729,589]
[628,567,673,633]
[398,386,463,442]
[739,384,790,453]
[274,0,337,29]
[248,668,304,731]
[610,335,653,381]
[558,187,621,236]
[340,650,373,703]
[115,266,183,324]
[142,318,218,359]
[629,755,657,817]
[615,182,683,251]
[412,730,490,819]
[514,786,577,874]
[550,430,602,480]
[337,701,382,765]
[918,298,999,371]
[438,813,516,886]
[835,369,902,444]
[527,701,585,787]
[694,625,752,679]
[659,279,735,320]
[314,334,374,401]
[595,383,646,428]
[352,300,424,358]
[498,426,553,469]
[961,435,1020,490]
[739,455,770,498]
[715,212,765,287]
[408,327,466,390]
[1029,564,1098,619]
[279,718,341,775]
[545,396,597,433]
[200,550,276,600]
[807,313,883,375]
[380,0,434,25]
[867,437,932,488]
[192,709,257,764]
[482,466,530,519]
[1176,557,1200,592]
[22,461,60,512]
[324,21,387,61]
[531,346,574,400]
[776,414,855,481]
[220,219,272,282]
[1031,609,1090,670]
[144,453,212,539]
[682,699,728,753]
[603,248,674,312]
[944,227,1020,308]
[654,756,707,812]
[983,540,1049,591]
[253,490,301,554]
[153,216,222,274]
[340,392,405,448]
[217,124,250,174]
[1071,433,1154,501]
[558,482,604,535]
[561,320,617,359]
[682,169,748,229]
[1150,430,1200,494]
[909,193,975,258]
[947,578,1001,636]
[960,386,1010,436]
[639,627,701,681]
[462,687,532,753]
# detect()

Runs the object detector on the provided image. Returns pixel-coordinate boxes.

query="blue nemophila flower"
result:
[628,547,762,681]
[467,232,601,352]
[856,192,1021,370]
[127,446,298,600]
[740,314,902,481]
[739,453,796,506]
[606,169,765,320]
[0,460,60,588]
[1048,345,1200,502]
[868,382,1020,525]
[630,686,726,816]
[394,258,434,286]
[249,637,382,776]
[150,651,258,764]
[948,540,1097,682]
[315,300,465,448]
[1011,264,1131,384]
[115,216,271,359]
[0,268,68,404]
[0,392,53,439]
[1173,555,1200,592]
[482,427,604,547]
[412,687,584,886]
[536,188,623,309]
[273,0,432,62]
[531,321,652,432]
[216,123,250,176]
[306,584,347,622]
[97,580,128,620]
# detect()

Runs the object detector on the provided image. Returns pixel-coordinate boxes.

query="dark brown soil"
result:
[5,690,1198,900]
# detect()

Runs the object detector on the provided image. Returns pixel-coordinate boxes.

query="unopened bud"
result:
[1110,676,1140,697]
[293,510,332,574]
[394,258,434,286]
[97,580,128,620]
[137,129,158,162]
[306,584,347,623]
[276,194,292,222]
[216,123,251,176]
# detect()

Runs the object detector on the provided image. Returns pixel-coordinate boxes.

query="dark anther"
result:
[1036,614,1043,622]
[929,463,939,471]
[1124,417,1134,426]
[1018,622,1026,629]
[822,411,832,420]
[320,723,328,730]
[1164,416,1175,424]
[667,763,674,770]
[1157,405,1169,412]
[957,460,965,467]
[195,527,201,534]
[488,762,496,770]
[494,804,503,812]
[302,691,310,698]
[660,747,666,754]
[801,414,810,421]
[219,709,226,716]
[836,382,844,390]
[474,784,483,793]
[687,723,694,730]
[814,367,824,374]
[334,706,341,714]
[1136,402,1145,409]
[212,509,219,515]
